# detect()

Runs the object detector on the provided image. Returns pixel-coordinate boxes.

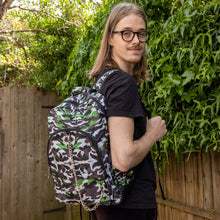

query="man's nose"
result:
[132,33,140,43]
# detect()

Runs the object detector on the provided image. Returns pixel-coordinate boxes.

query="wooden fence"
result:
[156,151,220,220]
[0,86,90,220]
[0,86,219,220]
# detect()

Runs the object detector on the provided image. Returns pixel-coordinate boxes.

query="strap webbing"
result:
[156,141,166,200]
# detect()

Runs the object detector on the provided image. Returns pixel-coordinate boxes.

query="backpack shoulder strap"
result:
[92,69,118,93]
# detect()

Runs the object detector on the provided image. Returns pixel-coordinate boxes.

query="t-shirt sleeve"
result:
[103,70,145,118]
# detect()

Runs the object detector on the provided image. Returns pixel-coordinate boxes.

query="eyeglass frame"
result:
[111,30,150,43]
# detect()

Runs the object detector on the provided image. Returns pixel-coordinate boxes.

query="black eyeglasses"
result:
[112,30,150,43]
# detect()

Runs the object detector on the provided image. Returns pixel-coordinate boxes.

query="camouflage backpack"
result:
[47,70,134,211]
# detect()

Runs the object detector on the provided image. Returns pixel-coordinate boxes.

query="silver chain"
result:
[67,133,105,211]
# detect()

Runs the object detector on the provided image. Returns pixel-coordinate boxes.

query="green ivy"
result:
[142,0,220,167]
[59,0,219,167]
[4,0,218,167]
[0,0,100,90]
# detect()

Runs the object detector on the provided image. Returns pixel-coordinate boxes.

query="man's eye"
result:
[124,31,132,36]
[139,32,146,37]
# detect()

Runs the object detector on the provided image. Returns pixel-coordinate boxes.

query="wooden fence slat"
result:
[157,204,164,220]
[171,156,180,219]
[26,87,35,220]
[18,86,28,219]
[185,154,196,220]
[1,87,11,220]
[34,87,43,220]
[211,151,220,216]
[194,153,205,220]
[202,151,214,211]
[197,153,204,209]
[165,157,172,220]
[0,88,3,220]
[42,90,55,213]
[10,86,19,220]
[70,205,91,220]
[165,206,173,220]
[40,89,48,220]
[176,155,187,220]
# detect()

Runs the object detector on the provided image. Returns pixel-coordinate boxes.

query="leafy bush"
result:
[63,0,219,166]
[58,0,173,97]
[0,0,99,90]
[143,0,220,164]
[1,0,219,166]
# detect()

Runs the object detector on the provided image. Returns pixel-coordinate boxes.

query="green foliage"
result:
[1,0,219,165]
[63,0,219,166]
[142,0,220,166]
[58,0,176,98]
[0,0,100,90]
[58,0,121,98]
[0,13,31,85]
[132,0,174,21]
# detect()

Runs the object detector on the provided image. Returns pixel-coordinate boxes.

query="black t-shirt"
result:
[96,68,157,209]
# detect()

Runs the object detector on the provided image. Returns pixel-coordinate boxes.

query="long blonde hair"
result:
[88,2,151,83]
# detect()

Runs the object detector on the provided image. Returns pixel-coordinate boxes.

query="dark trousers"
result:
[90,206,157,220]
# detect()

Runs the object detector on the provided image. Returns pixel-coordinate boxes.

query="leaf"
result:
[176,86,184,96]
[196,119,211,129]
[182,70,194,85]
[211,118,220,130]
[156,56,170,71]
